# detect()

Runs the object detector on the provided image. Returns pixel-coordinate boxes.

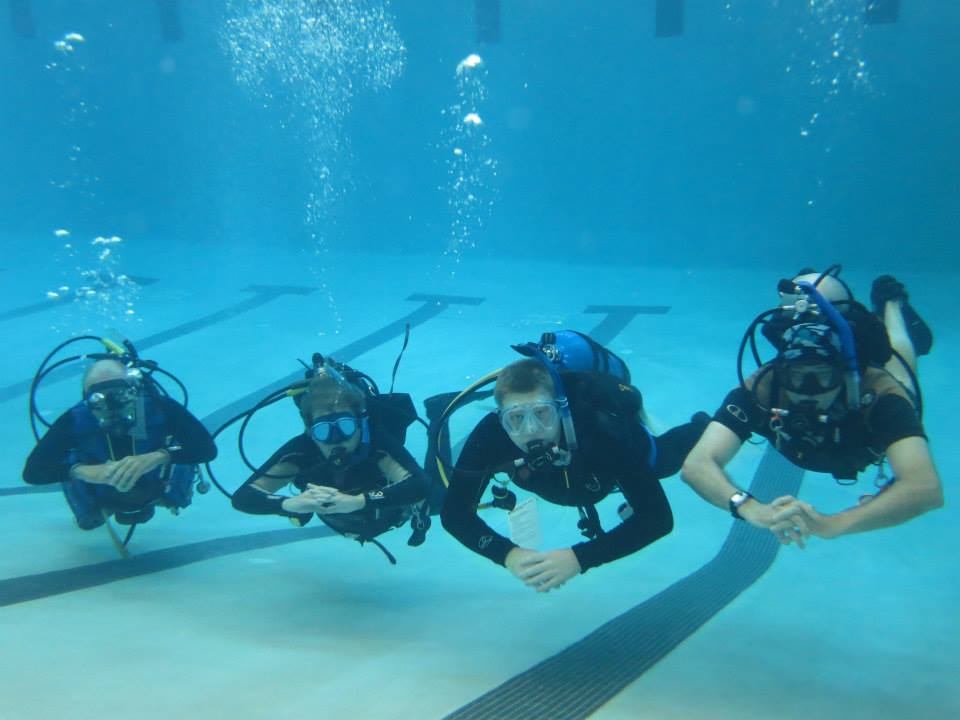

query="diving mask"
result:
[84,378,140,429]
[499,401,560,437]
[310,412,361,444]
[778,361,845,396]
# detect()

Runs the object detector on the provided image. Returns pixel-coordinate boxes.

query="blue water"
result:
[1,3,957,719]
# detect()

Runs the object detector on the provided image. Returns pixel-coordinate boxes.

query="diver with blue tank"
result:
[437,331,710,593]
[681,266,943,546]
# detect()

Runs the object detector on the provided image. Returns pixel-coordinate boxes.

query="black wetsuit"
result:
[713,368,925,480]
[232,432,429,539]
[22,396,216,511]
[440,372,708,572]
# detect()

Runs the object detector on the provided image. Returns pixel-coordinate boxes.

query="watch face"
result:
[731,492,748,506]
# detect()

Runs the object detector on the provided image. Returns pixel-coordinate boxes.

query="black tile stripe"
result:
[0,275,158,324]
[0,294,483,603]
[0,284,313,404]
[443,447,803,720]
[0,526,334,607]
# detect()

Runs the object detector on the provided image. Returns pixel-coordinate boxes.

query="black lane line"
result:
[0,284,314,404]
[654,0,685,38]
[202,293,484,432]
[584,305,671,346]
[3,293,483,499]
[474,0,501,44]
[0,293,482,604]
[10,0,37,38]
[0,486,55,496]
[443,448,804,720]
[865,0,899,24]
[0,526,335,608]
[0,274,158,324]
[157,0,183,42]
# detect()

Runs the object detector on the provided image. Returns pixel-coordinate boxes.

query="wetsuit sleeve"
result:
[869,394,926,450]
[571,422,674,572]
[159,398,217,464]
[22,411,77,485]
[365,438,429,508]
[650,413,711,479]
[231,436,312,523]
[440,414,517,566]
[711,386,764,443]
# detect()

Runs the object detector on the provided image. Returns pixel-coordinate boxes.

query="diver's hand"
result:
[505,547,540,583]
[103,451,169,493]
[765,495,812,548]
[517,549,582,593]
[305,484,366,515]
[281,486,332,514]
[771,497,840,541]
[738,496,808,548]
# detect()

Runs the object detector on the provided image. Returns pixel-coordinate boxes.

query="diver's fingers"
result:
[770,504,804,524]
[106,457,130,480]
[528,571,555,589]
[108,459,130,488]
[771,495,798,508]
[773,524,806,549]
[537,574,564,592]
[116,469,136,492]
[772,526,792,546]
[771,512,809,535]
[520,563,550,583]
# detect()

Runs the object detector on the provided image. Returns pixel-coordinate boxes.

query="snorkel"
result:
[791,281,861,410]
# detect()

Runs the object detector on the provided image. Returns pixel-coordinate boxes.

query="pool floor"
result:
[1,245,955,720]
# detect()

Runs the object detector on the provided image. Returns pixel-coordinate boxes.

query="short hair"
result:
[299,373,366,423]
[81,359,128,395]
[494,359,554,405]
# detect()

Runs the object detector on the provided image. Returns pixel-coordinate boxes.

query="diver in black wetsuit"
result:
[231,366,429,559]
[440,358,707,593]
[23,358,216,529]
[681,269,943,548]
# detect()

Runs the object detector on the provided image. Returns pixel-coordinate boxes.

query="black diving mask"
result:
[778,361,844,395]
[84,379,140,428]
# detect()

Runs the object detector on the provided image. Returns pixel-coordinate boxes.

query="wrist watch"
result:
[729,490,753,520]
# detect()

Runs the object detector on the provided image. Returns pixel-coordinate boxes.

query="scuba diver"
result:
[229,354,430,564]
[437,331,709,593]
[22,338,216,550]
[681,267,943,547]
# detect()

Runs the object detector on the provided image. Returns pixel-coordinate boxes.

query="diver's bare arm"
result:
[828,437,943,535]
[680,422,746,509]
[69,462,113,484]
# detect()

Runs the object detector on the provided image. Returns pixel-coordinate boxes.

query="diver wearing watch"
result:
[729,490,753,520]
